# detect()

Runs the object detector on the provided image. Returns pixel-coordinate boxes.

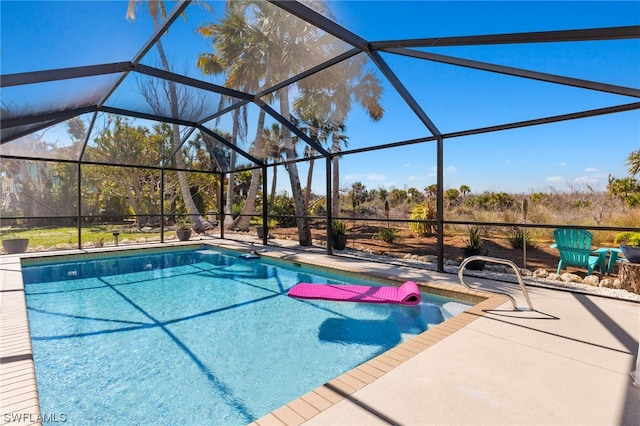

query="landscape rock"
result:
[520,268,532,276]
[599,278,615,288]
[533,269,549,278]
[548,273,563,281]
[583,275,600,286]
[561,273,583,283]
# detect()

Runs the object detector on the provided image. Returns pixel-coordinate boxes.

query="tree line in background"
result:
[2,114,638,237]
[2,0,638,242]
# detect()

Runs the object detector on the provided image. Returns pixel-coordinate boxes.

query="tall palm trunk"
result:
[280,89,312,245]
[152,21,200,222]
[331,126,341,217]
[231,109,267,230]
[224,108,240,228]
[304,150,315,212]
[269,165,277,213]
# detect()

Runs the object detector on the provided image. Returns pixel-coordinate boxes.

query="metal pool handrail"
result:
[458,255,535,311]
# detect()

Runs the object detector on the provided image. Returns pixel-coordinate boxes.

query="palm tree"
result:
[298,54,384,216]
[425,184,438,198]
[126,1,204,225]
[291,104,331,213]
[459,184,471,202]
[628,149,640,176]
[263,123,286,212]
[197,3,263,229]
[234,1,332,245]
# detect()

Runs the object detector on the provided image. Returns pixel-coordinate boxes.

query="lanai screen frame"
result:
[1,1,639,271]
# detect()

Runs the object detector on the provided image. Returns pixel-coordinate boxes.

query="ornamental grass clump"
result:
[332,220,347,235]
[375,227,401,243]
[507,227,534,249]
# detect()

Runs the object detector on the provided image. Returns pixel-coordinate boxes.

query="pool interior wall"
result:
[1,242,500,425]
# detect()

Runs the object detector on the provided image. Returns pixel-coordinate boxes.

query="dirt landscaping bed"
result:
[270,224,614,278]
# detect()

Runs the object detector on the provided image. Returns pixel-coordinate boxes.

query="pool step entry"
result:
[458,255,535,311]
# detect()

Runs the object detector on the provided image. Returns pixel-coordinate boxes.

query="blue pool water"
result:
[23,247,470,425]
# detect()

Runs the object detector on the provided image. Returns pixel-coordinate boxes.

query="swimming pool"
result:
[23,246,471,425]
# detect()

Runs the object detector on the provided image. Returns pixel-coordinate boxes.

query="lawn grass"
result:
[1,226,163,249]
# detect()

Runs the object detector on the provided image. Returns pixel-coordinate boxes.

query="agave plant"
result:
[464,226,483,249]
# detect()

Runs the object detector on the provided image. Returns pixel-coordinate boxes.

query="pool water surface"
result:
[23,247,470,425]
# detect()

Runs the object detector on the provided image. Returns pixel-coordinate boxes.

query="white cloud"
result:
[365,173,387,181]
[446,166,457,173]
[557,162,568,167]
[545,176,566,184]
[573,176,599,185]
[343,173,364,182]
[583,167,598,173]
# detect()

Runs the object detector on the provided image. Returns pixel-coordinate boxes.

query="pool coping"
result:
[0,242,504,425]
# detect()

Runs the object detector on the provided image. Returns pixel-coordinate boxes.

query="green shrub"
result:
[507,227,534,249]
[253,217,278,229]
[270,194,297,227]
[232,202,243,219]
[375,227,400,243]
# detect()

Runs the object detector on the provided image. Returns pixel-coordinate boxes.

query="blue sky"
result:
[2,1,639,196]
[320,1,640,195]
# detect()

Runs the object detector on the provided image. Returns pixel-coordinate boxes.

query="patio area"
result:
[247,243,640,425]
[1,241,638,425]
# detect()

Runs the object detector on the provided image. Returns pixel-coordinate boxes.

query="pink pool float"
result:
[287,281,421,305]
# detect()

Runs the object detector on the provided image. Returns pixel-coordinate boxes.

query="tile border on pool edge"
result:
[0,255,41,425]
[250,293,506,426]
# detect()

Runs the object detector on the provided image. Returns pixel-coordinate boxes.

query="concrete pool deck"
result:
[1,241,639,425]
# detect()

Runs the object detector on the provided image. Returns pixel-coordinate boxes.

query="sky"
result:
[1,1,639,196]
[319,1,640,195]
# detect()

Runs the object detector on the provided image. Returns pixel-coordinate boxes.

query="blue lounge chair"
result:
[551,228,608,275]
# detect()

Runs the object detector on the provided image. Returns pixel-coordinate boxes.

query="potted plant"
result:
[332,220,347,250]
[254,217,277,239]
[461,226,489,270]
[614,231,640,263]
[1,231,29,254]
[175,217,192,241]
